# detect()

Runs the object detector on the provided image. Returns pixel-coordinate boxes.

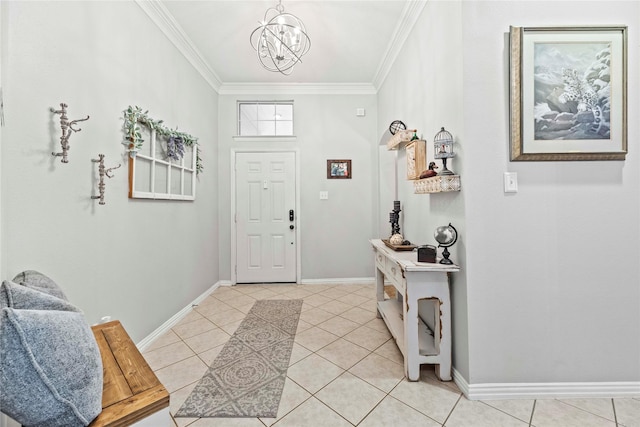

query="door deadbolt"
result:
[289,209,295,221]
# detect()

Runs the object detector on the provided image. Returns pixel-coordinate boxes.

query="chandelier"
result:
[250,0,311,75]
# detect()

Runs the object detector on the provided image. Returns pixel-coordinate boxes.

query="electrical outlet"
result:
[319,191,329,200]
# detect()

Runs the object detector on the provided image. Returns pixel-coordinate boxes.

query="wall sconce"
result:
[91,154,121,205]
[51,102,89,163]
[434,127,456,176]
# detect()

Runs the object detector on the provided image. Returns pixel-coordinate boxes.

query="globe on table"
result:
[434,223,458,265]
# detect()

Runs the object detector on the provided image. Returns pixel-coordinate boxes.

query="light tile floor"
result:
[143,283,640,427]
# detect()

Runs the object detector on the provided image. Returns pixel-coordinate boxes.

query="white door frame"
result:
[230,148,301,285]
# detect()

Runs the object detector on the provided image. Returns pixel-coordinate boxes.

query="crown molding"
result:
[135,0,222,92]
[136,0,422,95]
[218,83,377,96]
[372,0,427,91]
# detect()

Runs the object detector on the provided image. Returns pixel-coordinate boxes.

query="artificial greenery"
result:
[123,105,202,174]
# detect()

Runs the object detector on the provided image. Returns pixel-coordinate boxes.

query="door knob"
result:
[290,225,294,230]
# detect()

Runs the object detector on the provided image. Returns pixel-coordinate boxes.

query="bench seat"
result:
[89,321,169,427]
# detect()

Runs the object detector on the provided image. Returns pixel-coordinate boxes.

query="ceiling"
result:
[140,1,425,92]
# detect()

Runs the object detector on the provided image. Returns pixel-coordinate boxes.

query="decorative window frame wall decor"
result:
[509,26,627,161]
[327,159,352,179]
[123,106,201,200]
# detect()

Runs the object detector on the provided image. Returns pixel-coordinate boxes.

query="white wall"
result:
[461,0,639,385]
[377,0,470,380]
[0,1,220,342]
[217,93,378,281]
[378,0,639,386]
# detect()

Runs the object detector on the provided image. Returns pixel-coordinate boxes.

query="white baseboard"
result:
[453,368,640,400]
[227,278,374,286]
[452,368,470,397]
[136,281,221,352]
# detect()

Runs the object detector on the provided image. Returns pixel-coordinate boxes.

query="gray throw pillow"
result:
[0,280,79,312]
[12,270,68,301]
[0,308,103,426]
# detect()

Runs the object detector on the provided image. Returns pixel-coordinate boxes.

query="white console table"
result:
[370,239,459,381]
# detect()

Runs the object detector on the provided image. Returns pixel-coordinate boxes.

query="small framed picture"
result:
[327,159,351,179]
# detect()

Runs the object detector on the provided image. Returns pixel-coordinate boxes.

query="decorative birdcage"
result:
[433,127,455,176]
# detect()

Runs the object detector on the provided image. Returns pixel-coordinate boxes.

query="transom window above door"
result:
[238,101,294,136]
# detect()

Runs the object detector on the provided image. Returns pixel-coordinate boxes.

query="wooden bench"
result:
[89,321,170,427]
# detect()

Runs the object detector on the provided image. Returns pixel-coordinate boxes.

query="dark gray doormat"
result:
[175,299,303,418]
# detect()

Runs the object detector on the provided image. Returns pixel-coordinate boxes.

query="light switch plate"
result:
[504,172,518,193]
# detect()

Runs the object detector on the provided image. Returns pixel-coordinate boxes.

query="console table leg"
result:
[404,295,420,381]
[375,267,385,319]
[434,294,452,381]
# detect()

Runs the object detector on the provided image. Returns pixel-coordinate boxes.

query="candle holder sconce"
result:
[51,102,90,163]
[91,154,121,205]
[389,200,402,237]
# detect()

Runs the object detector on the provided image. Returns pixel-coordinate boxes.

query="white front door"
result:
[235,152,297,283]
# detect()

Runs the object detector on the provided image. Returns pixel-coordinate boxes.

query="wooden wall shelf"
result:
[414,175,461,194]
[387,129,416,150]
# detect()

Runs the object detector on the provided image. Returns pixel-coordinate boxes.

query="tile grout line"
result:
[384,380,446,426]
[529,399,537,426]
[479,400,534,425]
[556,398,620,425]
[302,364,391,427]
[275,374,353,426]
[612,398,618,426]
[441,394,463,426]
[315,397,358,426]
[352,381,397,426]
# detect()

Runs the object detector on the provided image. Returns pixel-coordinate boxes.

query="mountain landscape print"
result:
[533,41,612,141]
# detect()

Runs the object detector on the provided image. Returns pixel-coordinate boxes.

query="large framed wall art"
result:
[509,26,627,161]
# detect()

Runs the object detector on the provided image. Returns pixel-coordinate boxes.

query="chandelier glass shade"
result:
[250,0,311,75]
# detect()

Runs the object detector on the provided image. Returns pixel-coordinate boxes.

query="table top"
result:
[370,239,460,272]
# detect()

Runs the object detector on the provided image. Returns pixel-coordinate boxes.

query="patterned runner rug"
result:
[175,299,303,418]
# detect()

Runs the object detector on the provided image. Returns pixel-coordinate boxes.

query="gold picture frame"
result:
[509,25,627,161]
